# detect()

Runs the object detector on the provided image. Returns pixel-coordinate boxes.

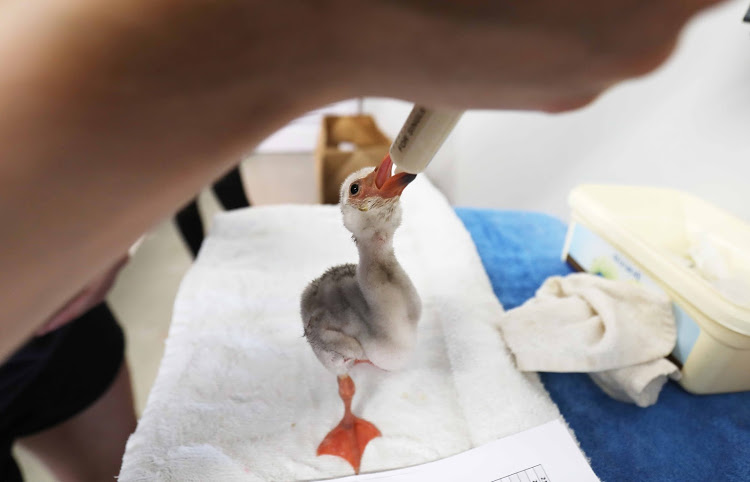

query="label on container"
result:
[564,222,701,364]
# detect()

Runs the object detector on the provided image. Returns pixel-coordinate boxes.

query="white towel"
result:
[119,178,579,481]
[498,273,679,407]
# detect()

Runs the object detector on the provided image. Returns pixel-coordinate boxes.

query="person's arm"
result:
[0,0,721,360]
[0,0,342,358]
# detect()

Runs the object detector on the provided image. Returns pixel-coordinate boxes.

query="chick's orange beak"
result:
[374,154,416,198]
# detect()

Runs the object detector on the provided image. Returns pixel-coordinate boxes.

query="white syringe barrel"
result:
[389,106,463,174]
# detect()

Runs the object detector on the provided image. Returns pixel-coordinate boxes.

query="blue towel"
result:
[456,207,750,481]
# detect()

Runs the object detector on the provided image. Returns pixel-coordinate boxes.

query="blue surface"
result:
[455,207,750,482]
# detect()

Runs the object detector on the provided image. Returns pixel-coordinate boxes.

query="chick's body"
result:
[301,263,369,371]
[301,160,421,375]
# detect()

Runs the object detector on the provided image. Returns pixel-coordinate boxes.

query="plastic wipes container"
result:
[562,185,750,394]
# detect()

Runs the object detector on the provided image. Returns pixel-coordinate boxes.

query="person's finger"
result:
[541,93,601,114]
[686,0,726,9]
[674,0,727,24]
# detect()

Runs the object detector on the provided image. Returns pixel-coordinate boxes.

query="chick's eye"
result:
[350,183,359,195]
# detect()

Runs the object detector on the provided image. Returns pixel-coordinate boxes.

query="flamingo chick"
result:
[301,154,421,473]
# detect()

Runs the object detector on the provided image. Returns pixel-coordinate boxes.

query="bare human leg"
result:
[17,363,136,482]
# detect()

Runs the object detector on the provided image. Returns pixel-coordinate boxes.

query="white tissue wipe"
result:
[688,233,750,307]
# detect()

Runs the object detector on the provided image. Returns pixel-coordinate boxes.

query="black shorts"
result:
[0,303,125,481]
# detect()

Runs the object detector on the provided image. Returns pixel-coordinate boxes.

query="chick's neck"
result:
[354,227,409,317]
[354,227,396,267]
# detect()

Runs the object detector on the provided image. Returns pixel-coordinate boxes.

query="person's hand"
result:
[6,0,723,121]
[36,255,129,336]
[338,0,725,111]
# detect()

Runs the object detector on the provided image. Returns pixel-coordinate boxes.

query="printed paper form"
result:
[323,419,598,482]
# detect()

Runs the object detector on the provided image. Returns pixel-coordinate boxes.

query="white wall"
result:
[365,0,750,223]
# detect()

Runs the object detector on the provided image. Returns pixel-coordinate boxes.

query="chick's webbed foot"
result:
[317,375,380,474]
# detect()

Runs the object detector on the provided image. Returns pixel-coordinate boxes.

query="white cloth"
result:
[119,178,579,481]
[498,273,679,407]
[590,359,681,408]
[499,274,676,372]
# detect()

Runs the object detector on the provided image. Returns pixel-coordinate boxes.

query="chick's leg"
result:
[317,375,380,474]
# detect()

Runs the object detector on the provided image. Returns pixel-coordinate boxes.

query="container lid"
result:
[569,184,750,336]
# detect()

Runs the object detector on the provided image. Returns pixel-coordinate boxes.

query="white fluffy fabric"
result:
[119,178,571,481]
